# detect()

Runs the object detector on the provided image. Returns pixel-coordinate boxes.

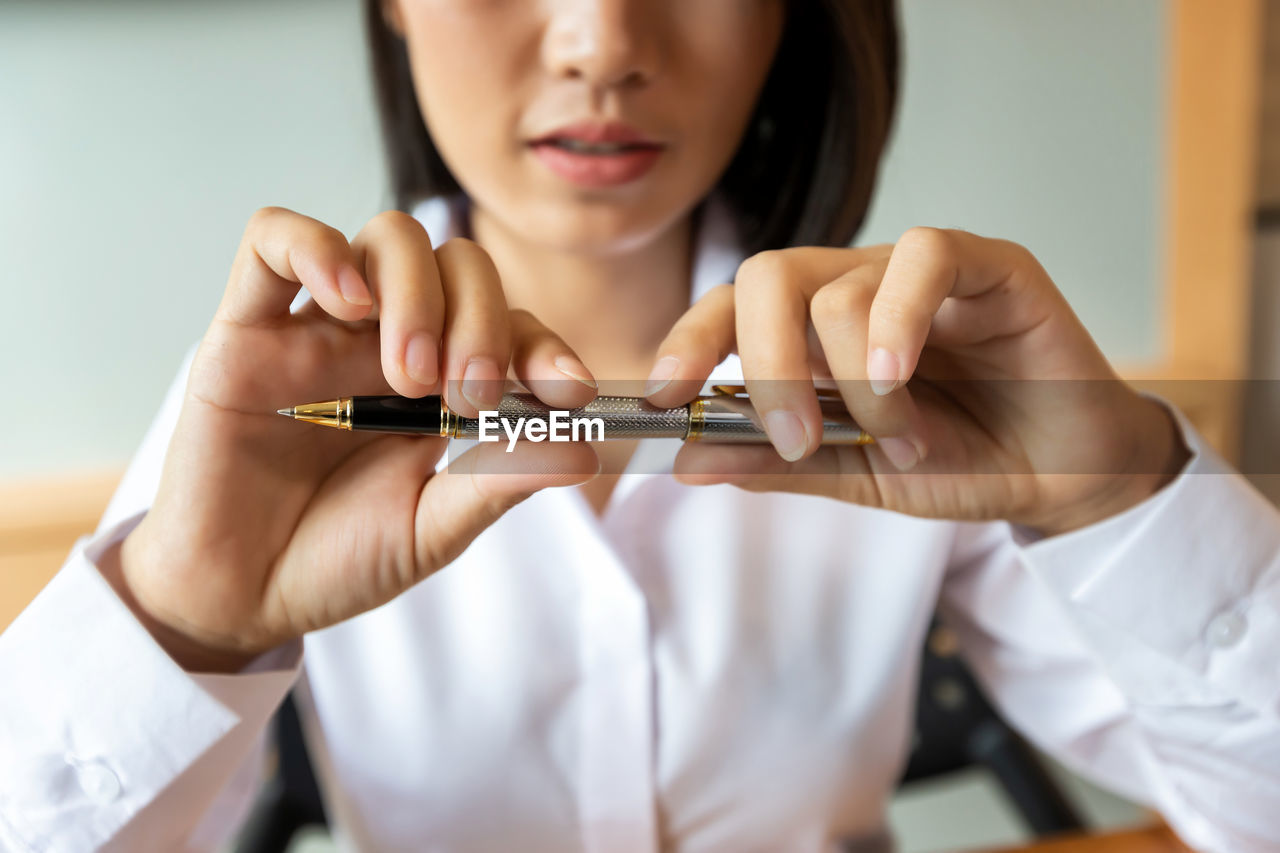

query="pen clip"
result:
[710,384,844,400]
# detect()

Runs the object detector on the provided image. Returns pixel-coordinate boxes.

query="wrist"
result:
[101,529,258,674]
[1032,395,1190,538]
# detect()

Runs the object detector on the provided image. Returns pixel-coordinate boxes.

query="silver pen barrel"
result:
[689,394,872,445]
[445,393,872,445]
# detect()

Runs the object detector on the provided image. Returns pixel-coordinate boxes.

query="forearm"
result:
[0,511,301,850]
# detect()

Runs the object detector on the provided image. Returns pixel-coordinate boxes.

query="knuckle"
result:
[314,222,352,255]
[244,205,294,243]
[736,249,793,291]
[706,281,736,301]
[897,226,953,261]
[506,307,538,329]
[698,282,736,310]
[810,279,870,332]
[247,205,287,231]
[1005,238,1039,271]
[242,206,350,267]
[436,236,489,265]
[437,235,479,254]
[366,208,429,243]
[436,237,501,284]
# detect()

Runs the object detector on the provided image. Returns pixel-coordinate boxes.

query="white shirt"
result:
[2,197,1279,853]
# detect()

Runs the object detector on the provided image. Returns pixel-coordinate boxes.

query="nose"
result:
[542,0,659,90]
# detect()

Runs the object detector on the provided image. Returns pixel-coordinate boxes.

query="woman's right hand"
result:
[107,207,600,672]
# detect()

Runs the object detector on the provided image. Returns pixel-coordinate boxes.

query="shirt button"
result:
[76,760,121,803]
[1205,610,1247,649]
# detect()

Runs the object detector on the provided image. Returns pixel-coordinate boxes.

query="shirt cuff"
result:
[0,509,301,851]
[1014,398,1280,716]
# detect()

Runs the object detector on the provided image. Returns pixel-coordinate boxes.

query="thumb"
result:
[412,440,599,574]
[672,443,885,507]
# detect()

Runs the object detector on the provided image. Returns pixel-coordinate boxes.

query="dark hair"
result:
[364,1,900,255]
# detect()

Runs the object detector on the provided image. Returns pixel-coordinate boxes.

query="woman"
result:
[3,1,1278,851]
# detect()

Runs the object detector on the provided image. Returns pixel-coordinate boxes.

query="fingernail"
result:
[462,358,502,411]
[877,436,920,472]
[764,409,808,462]
[868,348,900,396]
[645,356,680,396]
[337,266,373,306]
[554,355,597,389]
[403,333,438,386]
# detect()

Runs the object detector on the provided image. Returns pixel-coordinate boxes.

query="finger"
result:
[508,309,598,409]
[645,283,736,407]
[809,263,928,471]
[867,227,1041,394]
[350,210,446,398]
[672,443,886,506]
[435,238,512,418]
[926,282,1057,351]
[413,440,599,577]
[734,251,834,463]
[219,206,373,328]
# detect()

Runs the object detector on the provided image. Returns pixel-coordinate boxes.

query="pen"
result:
[276,385,874,445]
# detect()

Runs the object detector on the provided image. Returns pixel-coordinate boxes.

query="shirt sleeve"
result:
[939,398,1280,853]
[0,341,302,852]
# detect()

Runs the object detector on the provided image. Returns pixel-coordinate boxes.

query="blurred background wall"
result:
[1243,1,1280,504]
[1,1,1268,851]
[1,0,386,476]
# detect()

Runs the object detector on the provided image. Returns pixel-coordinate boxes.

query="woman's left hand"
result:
[645,228,1190,537]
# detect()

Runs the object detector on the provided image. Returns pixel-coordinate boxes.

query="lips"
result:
[528,121,665,188]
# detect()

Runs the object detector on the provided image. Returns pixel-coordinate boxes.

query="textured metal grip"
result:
[692,396,872,445]
[697,419,870,444]
[451,394,690,439]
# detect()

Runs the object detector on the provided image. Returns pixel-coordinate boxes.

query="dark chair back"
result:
[234,693,328,853]
[899,621,1085,836]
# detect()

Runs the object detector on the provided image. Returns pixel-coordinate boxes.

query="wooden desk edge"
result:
[986,824,1191,852]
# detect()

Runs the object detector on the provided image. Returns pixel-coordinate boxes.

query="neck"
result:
[470,205,694,384]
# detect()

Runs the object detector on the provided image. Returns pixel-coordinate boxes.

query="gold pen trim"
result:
[686,398,706,441]
[440,396,454,438]
[285,397,354,430]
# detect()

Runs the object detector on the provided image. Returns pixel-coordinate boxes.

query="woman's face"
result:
[384,0,784,254]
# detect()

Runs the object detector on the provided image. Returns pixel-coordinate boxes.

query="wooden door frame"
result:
[1124,0,1264,463]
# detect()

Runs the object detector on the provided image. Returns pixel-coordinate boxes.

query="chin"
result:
[517,193,693,256]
